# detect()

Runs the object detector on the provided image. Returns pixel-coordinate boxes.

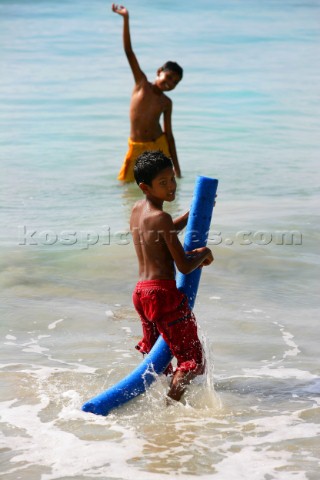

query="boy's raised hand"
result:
[112,4,128,16]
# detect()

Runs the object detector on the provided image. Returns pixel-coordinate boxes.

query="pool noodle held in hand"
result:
[82,176,218,416]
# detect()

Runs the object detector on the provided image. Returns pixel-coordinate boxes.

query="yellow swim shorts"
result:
[117,134,171,183]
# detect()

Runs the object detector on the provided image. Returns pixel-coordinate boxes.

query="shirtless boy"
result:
[112,4,182,182]
[130,151,213,402]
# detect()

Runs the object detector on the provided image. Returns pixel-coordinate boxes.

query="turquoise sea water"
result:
[1,1,320,479]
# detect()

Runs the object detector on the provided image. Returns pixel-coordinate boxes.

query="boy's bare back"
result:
[130,199,177,281]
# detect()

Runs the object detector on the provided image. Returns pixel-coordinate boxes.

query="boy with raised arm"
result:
[130,151,213,403]
[112,4,182,182]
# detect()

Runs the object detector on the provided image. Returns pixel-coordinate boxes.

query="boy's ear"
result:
[157,67,163,76]
[139,182,150,195]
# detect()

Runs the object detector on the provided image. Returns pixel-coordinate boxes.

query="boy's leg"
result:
[166,369,197,402]
[133,285,160,354]
[134,313,159,355]
[133,282,204,394]
[157,293,205,401]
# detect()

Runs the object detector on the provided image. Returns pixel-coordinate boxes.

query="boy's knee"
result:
[176,359,204,375]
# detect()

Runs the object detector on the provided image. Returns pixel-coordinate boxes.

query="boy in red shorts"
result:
[130,151,214,403]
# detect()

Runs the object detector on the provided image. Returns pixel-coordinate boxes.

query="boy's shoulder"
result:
[131,199,173,226]
[135,80,171,102]
[132,199,144,210]
[146,208,174,233]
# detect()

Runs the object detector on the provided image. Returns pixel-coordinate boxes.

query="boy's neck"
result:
[151,82,163,96]
[145,194,164,211]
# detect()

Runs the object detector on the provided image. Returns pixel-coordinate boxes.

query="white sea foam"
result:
[215,447,306,480]
[243,366,317,381]
[0,398,146,480]
[5,334,17,340]
[48,318,64,330]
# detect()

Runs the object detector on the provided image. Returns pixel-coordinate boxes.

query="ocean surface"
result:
[1,0,319,479]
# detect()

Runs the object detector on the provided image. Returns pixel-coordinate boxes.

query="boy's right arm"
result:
[112,4,146,85]
[159,212,214,275]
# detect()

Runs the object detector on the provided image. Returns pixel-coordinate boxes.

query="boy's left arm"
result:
[163,101,182,178]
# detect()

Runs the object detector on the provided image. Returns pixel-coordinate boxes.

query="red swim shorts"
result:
[132,279,205,374]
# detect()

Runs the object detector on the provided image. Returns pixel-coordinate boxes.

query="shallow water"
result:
[1,0,320,479]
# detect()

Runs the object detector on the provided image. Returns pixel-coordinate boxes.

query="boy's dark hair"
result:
[134,150,173,186]
[161,61,183,79]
